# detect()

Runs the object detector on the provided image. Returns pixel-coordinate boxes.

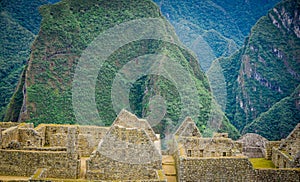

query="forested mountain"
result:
[154,0,280,71]
[212,0,300,140]
[4,0,239,140]
[243,85,300,140]
[0,0,53,120]
[2,0,299,141]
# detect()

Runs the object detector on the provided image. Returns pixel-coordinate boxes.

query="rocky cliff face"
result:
[216,0,300,140]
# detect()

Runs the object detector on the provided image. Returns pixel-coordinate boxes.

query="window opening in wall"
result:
[223,152,226,157]
[211,151,215,157]
[187,150,192,157]
[283,161,286,168]
[200,150,204,157]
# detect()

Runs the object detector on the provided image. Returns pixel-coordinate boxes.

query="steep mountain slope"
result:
[5,0,239,139]
[0,0,61,121]
[154,0,280,71]
[243,85,300,140]
[0,0,51,120]
[213,0,300,139]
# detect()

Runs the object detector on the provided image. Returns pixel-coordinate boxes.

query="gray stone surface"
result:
[237,133,268,158]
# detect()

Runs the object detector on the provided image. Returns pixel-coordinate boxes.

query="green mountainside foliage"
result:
[0,12,33,120]
[0,0,54,120]
[0,0,48,34]
[209,50,244,124]
[154,0,280,71]
[5,0,239,139]
[243,85,300,141]
[213,0,300,140]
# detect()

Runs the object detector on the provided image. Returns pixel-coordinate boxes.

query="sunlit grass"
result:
[249,158,275,169]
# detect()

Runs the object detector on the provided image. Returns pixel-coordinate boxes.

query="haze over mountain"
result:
[1,0,299,142]
[211,0,300,140]
[154,0,280,71]
[4,0,239,141]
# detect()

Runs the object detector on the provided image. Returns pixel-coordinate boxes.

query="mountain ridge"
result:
[213,0,300,140]
[4,0,240,141]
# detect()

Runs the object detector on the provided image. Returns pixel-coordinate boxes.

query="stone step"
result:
[162,155,175,163]
[162,165,176,176]
[0,176,29,182]
[79,157,89,179]
[162,162,175,166]
[166,176,177,182]
[162,155,177,182]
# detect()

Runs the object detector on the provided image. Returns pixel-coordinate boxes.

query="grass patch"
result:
[249,158,275,169]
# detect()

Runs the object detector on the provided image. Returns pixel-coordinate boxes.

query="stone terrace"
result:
[0,113,299,181]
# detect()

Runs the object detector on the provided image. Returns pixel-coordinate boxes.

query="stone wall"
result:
[265,141,281,160]
[43,125,73,147]
[255,168,300,182]
[279,123,300,158]
[276,123,300,167]
[174,146,300,182]
[178,136,241,157]
[18,128,42,147]
[113,110,158,142]
[87,152,160,180]
[77,126,108,157]
[177,156,256,182]
[87,124,162,181]
[1,123,43,149]
[1,126,19,149]
[243,147,265,158]
[0,149,79,179]
[237,133,268,158]
[272,147,295,168]
[35,124,109,157]
[0,122,22,129]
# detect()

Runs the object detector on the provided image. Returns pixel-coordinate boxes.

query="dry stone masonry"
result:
[272,123,300,168]
[237,133,268,158]
[0,112,299,181]
[86,110,162,181]
[171,117,300,181]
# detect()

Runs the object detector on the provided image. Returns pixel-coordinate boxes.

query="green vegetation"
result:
[0,11,34,121]
[243,85,300,140]
[212,0,300,140]
[249,158,275,169]
[5,0,239,140]
[3,67,27,122]
[154,0,280,71]
[0,0,52,120]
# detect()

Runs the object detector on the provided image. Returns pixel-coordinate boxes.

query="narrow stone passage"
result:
[79,157,89,179]
[162,155,177,182]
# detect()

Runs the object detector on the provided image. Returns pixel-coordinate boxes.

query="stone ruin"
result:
[171,117,300,181]
[237,133,268,158]
[171,117,242,158]
[273,123,300,168]
[0,111,299,181]
[86,110,163,181]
